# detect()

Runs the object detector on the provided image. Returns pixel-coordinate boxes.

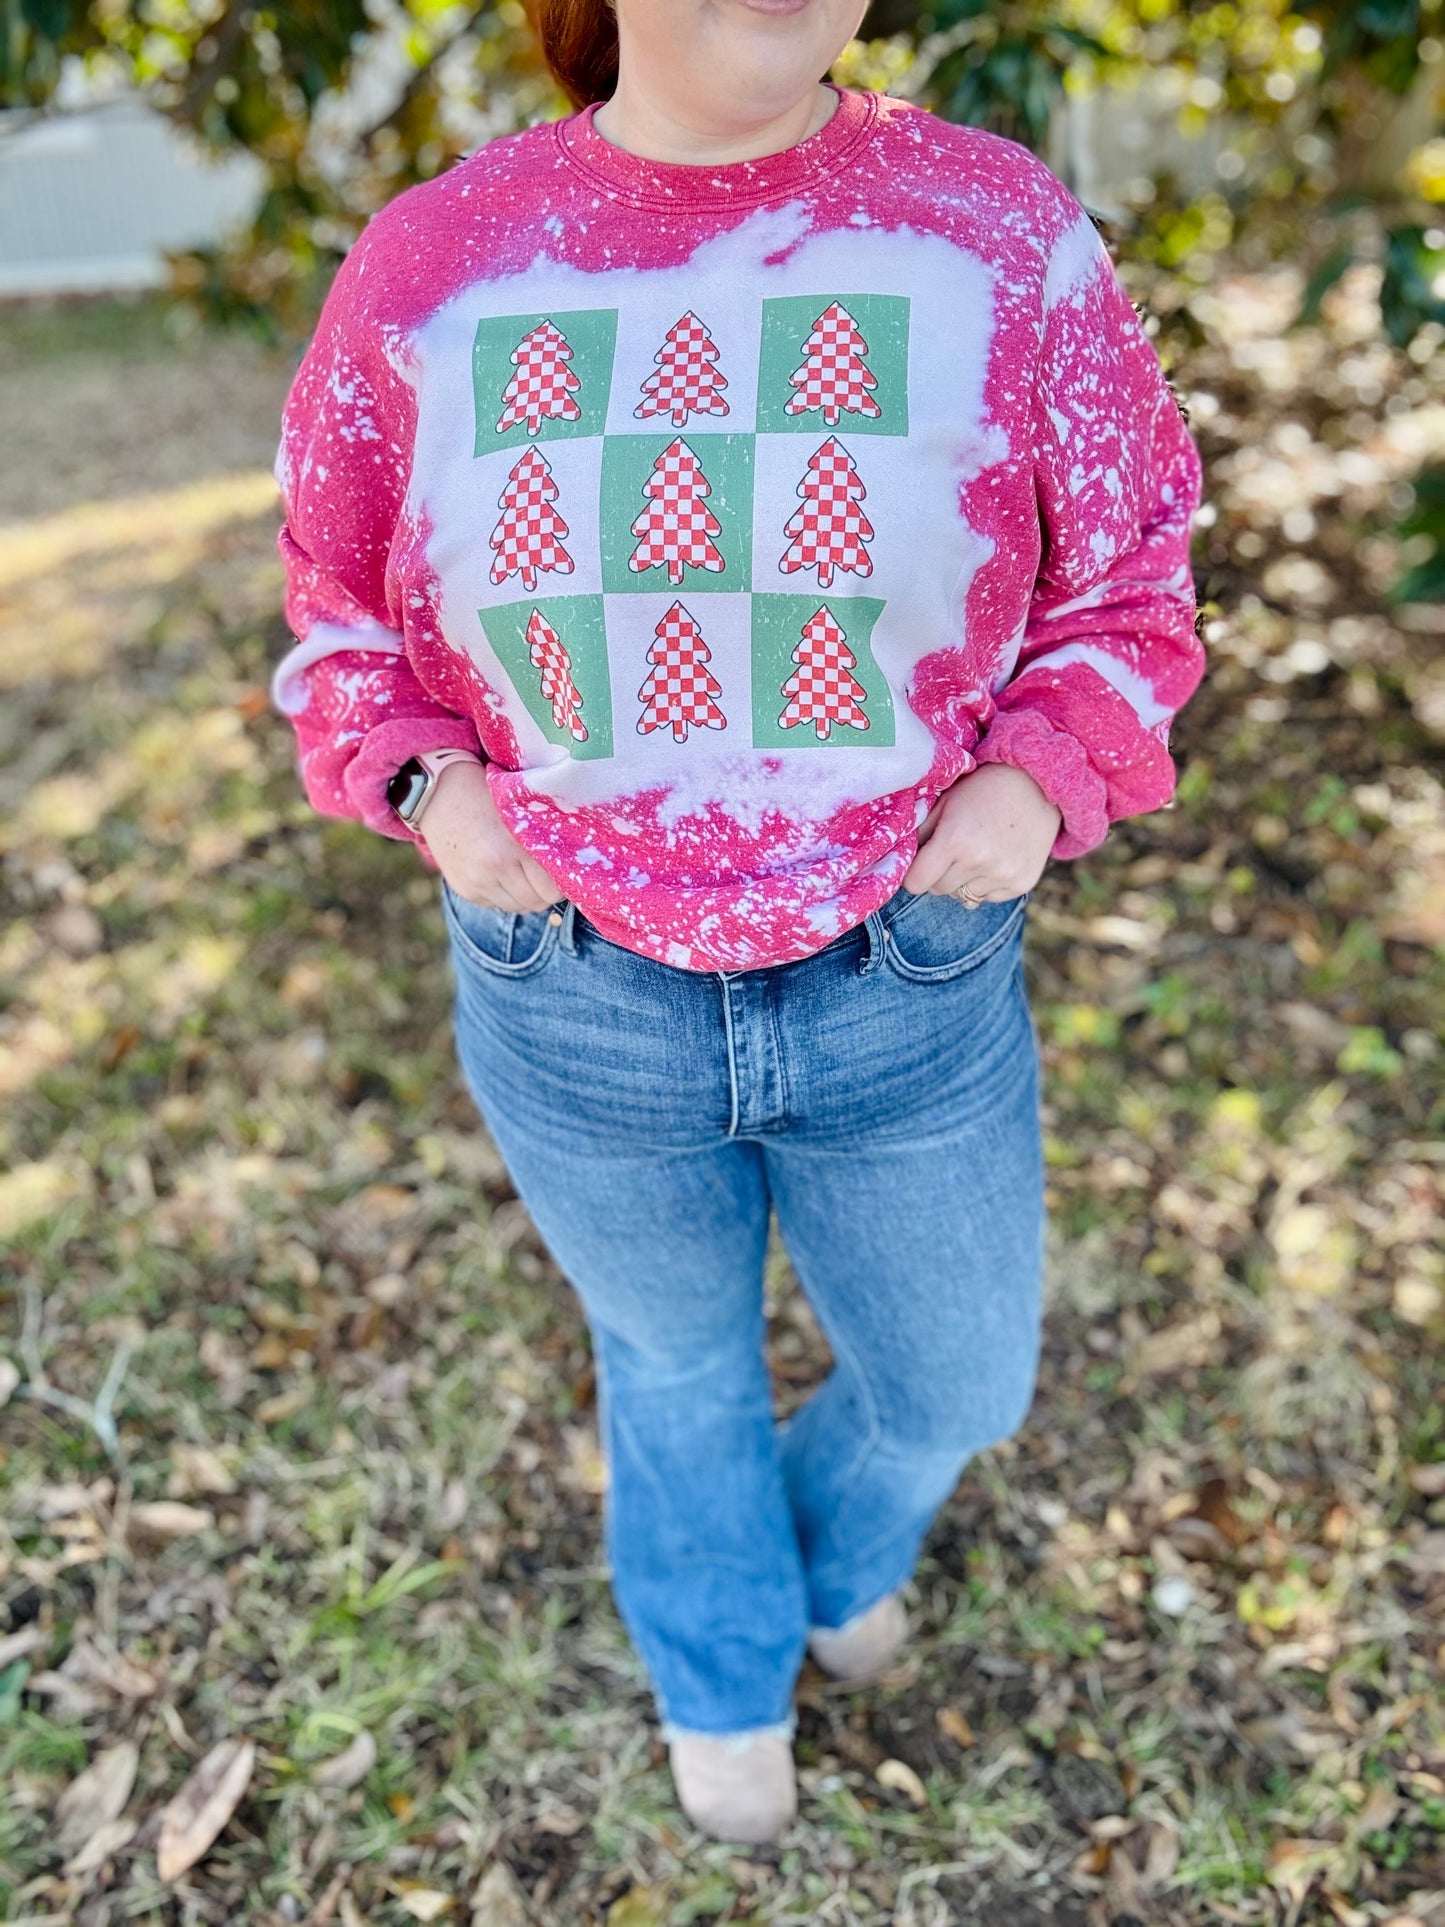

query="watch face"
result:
[387,761,430,822]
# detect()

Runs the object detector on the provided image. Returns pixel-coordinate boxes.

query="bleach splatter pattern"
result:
[271,86,1204,973]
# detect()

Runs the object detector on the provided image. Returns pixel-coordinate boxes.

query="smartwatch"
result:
[386,747,484,830]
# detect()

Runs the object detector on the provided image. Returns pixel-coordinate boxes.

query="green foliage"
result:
[1386,460,1445,601]
[912,2,1109,147]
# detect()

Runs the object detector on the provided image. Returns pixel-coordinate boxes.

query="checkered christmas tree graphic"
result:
[635,311,730,427]
[779,438,874,588]
[490,447,575,591]
[496,319,581,437]
[526,608,588,742]
[785,303,881,427]
[637,601,727,742]
[779,606,870,739]
[628,438,726,585]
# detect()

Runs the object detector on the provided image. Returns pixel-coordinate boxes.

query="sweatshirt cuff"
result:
[341,715,486,843]
[971,708,1112,861]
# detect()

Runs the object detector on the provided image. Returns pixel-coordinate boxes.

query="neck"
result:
[592,79,837,167]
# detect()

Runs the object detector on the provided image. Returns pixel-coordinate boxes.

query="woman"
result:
[271,0,1204,1844]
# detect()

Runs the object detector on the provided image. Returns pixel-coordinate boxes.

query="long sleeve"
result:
[973,208,1205,858]
[270,225,483,845]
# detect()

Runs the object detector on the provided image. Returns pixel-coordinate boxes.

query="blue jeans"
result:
[442,879,1045,1739]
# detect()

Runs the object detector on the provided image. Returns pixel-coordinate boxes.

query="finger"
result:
[516,855,564,904]
[449,883,518,913]
[900,835,964,896]
[915,797,946,846]
[503,867,566,915]
[933,866,1005,906]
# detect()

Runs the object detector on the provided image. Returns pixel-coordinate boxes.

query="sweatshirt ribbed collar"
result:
[553,82,880,212]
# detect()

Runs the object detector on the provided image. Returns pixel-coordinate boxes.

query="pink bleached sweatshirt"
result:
[271,82,1204,973]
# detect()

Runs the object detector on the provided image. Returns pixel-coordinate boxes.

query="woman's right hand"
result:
[419,761,564,913]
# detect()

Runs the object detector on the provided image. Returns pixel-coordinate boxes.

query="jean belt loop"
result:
[858,909,887,975]
[556,898,579,956]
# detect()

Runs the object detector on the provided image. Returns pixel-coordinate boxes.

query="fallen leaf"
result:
[62,1816,137,1877]
[1141,1818,1181,1889]
[1394,1276,1443,1325]
[1193,1476,1250,1547]
[0,1626,49,1669]
[0,1356,18,1406]
[470,1861,529,1927]
[0,1158,86,1238]
[166,1445,237,1498]
[606,1888,677,1927]
[936,1705,976,1748]
[1267,1837,1345,1904]
[1407,1532,1445,1577]
[57,1740,139,1850]
[156,1737,256,1881]
[27,1671,110,1720]
[1406,1461,1445,1496]
[1352,1782,1400,1835]
[396,1889,454,1922]
[311,1730,376,1790]
[255,1385,311,1425]
[876,1757,928,1806]
[35,1481,107,1520]
[531,1801,583,1836]
[50,1638,160,1701]
[130,1501,216,1540]
[1271,1202,1358,1294]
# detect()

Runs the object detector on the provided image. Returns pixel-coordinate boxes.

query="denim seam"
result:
[441,881,559,979]
[765,982,790,1126]
[785,1264,883,1568]
[883,896,1027,984]
[719,976,741,1139]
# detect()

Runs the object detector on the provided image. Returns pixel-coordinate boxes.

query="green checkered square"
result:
[478,595,614,759]
[756,294,910,437]
[473,310,618,458]
[600,433,754,594]
[750,594,894,748]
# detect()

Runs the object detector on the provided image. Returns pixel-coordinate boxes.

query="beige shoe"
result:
[807,1593,909,1682]
[668,1728,797,1843]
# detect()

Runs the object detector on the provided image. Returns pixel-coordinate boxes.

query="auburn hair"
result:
[528,0,619,110]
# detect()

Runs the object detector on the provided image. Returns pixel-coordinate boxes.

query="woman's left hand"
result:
[901,763,1063,906]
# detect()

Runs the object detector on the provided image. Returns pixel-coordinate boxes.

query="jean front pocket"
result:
[880,887,1029,983]
[441,878,561,979]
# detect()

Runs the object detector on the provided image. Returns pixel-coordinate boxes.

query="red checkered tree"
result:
[497,318,581,437]
[637,601,727,743]
[785,302,880,428]
[779,605,870,740]
[779,437,874,589]
[490,446,575,591]
[635,311,730,428]
[628,438,726,586]
[526,607,588,742]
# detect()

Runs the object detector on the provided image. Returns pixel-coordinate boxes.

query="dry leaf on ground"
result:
[876,1757,928,1806]
[396,1888,454,1922]
[63,1817,138,1878]
[156,1736,255,1881]
[56,1739,139,1850]
[311,1729,376,1790]
[130,1500,216,1539]
[470,1862,529,1927]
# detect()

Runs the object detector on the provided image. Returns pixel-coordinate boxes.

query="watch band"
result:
[392,746,484,829]
[416,746,483,784]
